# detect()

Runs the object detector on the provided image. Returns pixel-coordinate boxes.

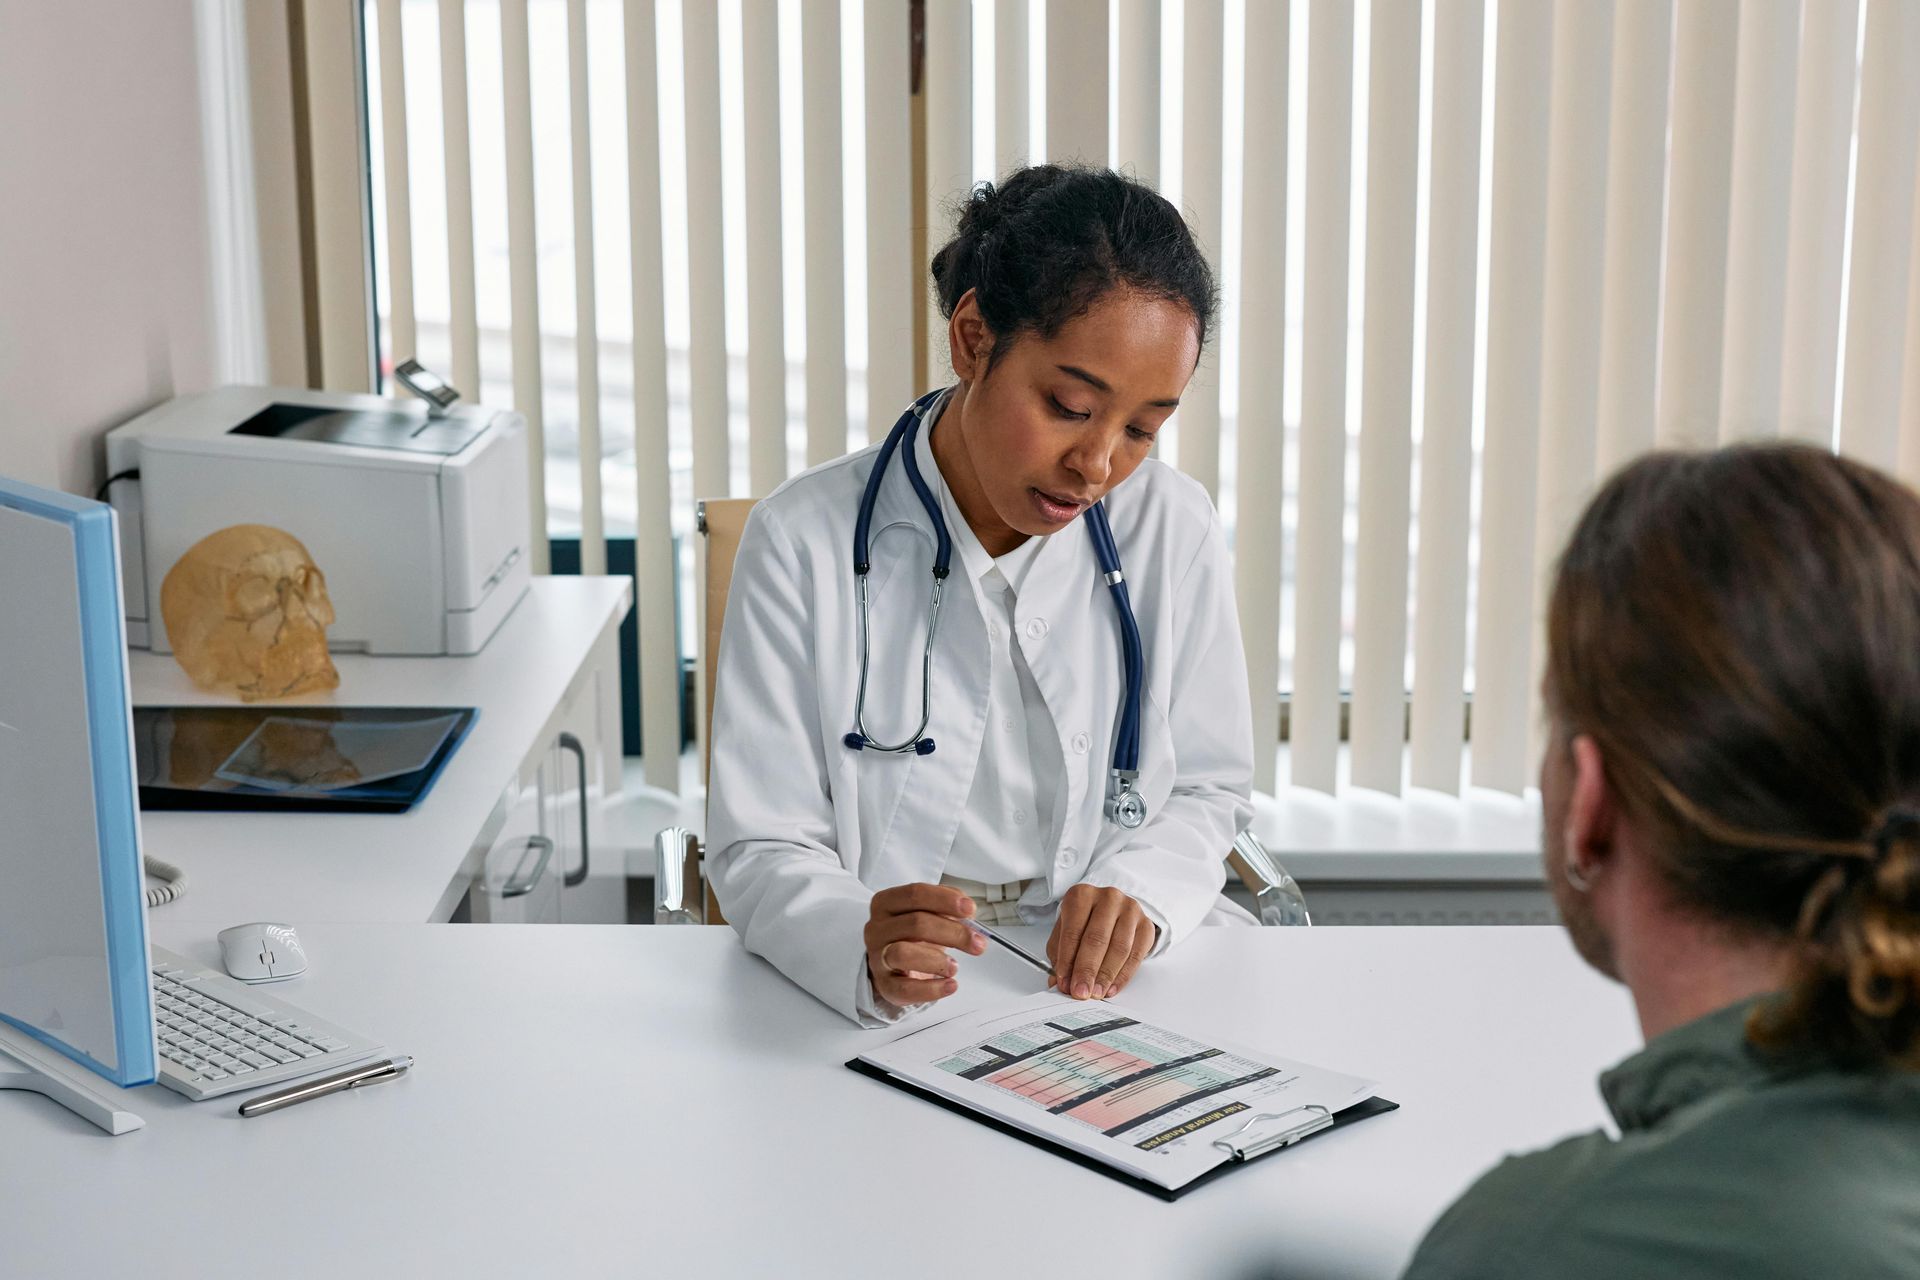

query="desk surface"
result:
[1,925,1638,1278]
[128,576,630,925]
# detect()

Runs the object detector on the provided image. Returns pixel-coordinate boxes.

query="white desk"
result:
[129,576,631,925]
[0,925,1639,1278]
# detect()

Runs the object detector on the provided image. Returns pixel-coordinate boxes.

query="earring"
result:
[1564,854,1594,893]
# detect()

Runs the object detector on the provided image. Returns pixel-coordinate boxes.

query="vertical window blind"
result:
[359,0,1920,802]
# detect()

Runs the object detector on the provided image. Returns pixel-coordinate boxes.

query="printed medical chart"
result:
[857,992,1376,1191]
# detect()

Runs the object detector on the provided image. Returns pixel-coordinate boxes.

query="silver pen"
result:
[237,1054,414,1117]
[965,919,1052,976]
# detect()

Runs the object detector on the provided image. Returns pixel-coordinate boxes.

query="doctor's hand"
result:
[864,883,988,1007]
[1047,885,1158,1001]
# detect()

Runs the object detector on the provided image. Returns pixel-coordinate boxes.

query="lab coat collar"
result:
[915,401,995,588]
[862,386,954,543]
[917,403,1053,594]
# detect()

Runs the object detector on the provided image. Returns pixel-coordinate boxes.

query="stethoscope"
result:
[841,388,1149,830]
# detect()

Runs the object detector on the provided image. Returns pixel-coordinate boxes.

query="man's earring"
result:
[1564,852,1594,893]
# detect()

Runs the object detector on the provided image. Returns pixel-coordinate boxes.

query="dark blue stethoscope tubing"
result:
[853,387,949,576]
[897,415,953,578]
[1111,583,1143,768]
[1084,502,1144,775]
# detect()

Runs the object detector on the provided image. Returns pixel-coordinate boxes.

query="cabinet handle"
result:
[501,835,554,898]
[557,732,590,888]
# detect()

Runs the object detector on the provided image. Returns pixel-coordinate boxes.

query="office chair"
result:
[654,498,1310,929]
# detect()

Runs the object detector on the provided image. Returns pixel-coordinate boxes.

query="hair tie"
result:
[1869,806,1920,864]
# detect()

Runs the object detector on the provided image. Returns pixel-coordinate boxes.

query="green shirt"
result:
[1401,998,1920,1279]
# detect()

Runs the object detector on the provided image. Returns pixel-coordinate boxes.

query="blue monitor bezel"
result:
[0,477,156,1087]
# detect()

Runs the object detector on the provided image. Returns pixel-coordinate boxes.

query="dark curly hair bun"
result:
[929,164,1216,372]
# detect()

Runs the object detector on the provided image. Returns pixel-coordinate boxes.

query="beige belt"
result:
[939,873,1038,928]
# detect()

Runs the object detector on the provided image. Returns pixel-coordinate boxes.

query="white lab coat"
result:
[706,401,1255,1025]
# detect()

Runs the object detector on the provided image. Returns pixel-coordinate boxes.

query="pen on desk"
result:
[237,1054,413,1118]
[965,919,1053,977]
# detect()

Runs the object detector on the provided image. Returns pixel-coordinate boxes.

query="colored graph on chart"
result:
[940,1013,1283,1139]
[1061,1057,1269,1132]
[985,1037,1155,1107]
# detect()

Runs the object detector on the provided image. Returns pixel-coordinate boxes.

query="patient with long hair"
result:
[1402,444,1920,1278]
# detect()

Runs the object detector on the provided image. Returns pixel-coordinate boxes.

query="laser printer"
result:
[105,382,531,656]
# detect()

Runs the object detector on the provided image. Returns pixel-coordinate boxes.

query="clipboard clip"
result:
[1210,1104,1334,1161]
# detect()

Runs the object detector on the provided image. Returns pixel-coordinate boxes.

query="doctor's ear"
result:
[947,290,996,382]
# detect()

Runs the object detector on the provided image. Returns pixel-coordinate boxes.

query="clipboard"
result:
[848,1057,1399,1201]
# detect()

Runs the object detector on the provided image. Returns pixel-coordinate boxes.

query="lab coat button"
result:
[1025,618,1048,639]
[1070,732,1091,754]
[1057,846,1077,866]
[1014,809,1028,825]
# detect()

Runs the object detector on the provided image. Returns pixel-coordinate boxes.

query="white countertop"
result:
[1,923,1640,1278]
[129,576,631,925]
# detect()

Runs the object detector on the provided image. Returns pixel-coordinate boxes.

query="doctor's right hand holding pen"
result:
[864,883,988,1007]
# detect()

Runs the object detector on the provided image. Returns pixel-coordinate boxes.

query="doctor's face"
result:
[940,286,1200,554]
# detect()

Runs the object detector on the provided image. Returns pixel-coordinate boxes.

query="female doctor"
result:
[706,165,1255,1026]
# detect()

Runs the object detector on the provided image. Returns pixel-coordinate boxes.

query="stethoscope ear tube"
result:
[849,563,946,755]
[897,404,952,577]
[846,389,951,755]
[852,387,949,576]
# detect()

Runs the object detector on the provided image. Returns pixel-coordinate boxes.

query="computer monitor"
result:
[0,475,157,1134]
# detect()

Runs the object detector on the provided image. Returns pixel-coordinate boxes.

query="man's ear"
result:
[948,289,994,381]
[1566,734,1618,876]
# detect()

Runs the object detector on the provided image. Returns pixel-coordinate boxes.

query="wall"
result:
[0,0,215,496]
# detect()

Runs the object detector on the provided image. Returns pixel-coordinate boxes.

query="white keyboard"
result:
[149,945,385,1101]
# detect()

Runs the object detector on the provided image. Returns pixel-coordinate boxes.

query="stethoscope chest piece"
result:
[1106,771,1147,829]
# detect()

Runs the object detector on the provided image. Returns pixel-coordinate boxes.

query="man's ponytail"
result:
[1752,806,1920,1065]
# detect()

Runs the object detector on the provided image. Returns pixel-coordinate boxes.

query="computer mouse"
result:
[216,922,309,983]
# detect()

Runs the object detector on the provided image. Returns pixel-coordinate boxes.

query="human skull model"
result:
[160,525,340,701]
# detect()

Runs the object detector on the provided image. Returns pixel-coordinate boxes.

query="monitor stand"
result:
[0,1020,145,1135]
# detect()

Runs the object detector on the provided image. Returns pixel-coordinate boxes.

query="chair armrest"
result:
[653,826,705,925]
[1228,830,1312,927]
